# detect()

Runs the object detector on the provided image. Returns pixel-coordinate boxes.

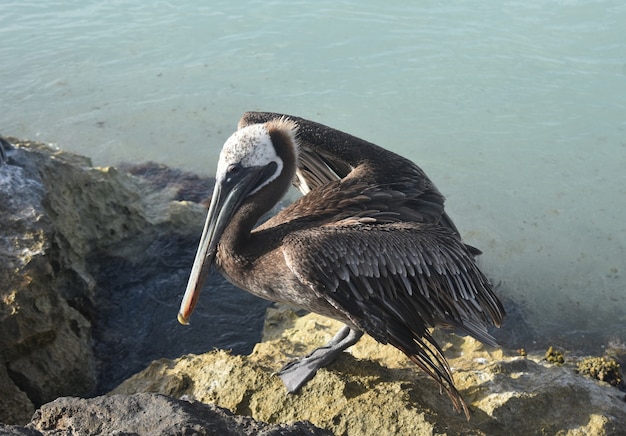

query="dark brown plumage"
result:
[179,112,505,419]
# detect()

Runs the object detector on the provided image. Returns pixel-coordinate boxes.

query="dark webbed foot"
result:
[278,325,364,392]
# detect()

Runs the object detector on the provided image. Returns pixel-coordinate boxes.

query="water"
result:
[1,1,625,353]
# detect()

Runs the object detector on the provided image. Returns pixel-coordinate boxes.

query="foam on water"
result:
[1,0,625,352]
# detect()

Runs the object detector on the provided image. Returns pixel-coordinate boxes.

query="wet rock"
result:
[118,161,214,204]
[113,308,626,436]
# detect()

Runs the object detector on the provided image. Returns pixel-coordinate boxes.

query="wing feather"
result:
[282,222,504,415]
[239,111,502,416]
[239,111,457,227]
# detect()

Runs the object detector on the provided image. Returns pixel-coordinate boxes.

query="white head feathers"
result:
[216,119,298,193]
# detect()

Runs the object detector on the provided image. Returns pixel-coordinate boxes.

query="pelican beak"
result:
[177,162,277,325]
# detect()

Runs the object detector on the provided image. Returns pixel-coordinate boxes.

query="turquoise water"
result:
[1,1,625,352]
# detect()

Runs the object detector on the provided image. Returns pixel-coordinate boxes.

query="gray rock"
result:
[0,137,9,165]
[0,425,41,436]
[0,356,35,427]
[17,393,330,436]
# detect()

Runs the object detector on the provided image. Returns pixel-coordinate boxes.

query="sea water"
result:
[1,0,625,354]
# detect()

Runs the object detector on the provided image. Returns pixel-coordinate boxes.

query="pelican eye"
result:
[227,164,241,174]
[224,164,242,183]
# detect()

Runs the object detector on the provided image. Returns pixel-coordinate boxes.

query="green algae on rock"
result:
[577,356,623,387]
[544,346,565,365]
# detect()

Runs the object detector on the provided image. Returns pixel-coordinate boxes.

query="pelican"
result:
[178,112,505,418]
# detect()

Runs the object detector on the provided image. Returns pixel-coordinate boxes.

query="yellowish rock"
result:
[113,307,626,435]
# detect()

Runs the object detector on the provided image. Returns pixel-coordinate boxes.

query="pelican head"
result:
[178,119,298,324]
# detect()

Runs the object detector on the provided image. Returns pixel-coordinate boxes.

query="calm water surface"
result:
[1,0,625,353]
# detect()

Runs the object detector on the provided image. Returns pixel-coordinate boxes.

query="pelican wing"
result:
[239,111,473,244]
[282,221,504,412]
[292,146,348,194]
[239,111,350,193]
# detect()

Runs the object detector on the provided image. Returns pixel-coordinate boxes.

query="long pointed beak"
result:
[177,181,226,325]
[177,163,276,325]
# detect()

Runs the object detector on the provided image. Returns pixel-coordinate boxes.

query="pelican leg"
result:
[278,325,364,393]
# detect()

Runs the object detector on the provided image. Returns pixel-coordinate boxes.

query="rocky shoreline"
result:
[1,138,625,435]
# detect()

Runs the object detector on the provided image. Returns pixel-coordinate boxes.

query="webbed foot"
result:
[277,325,364,392]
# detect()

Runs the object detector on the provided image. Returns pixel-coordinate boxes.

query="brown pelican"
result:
[178,112,505,418]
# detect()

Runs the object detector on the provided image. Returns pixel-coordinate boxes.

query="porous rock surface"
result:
[1,140,98,422]
[14,393,330,435]
[0,138,213,424]
[112,307,626,435]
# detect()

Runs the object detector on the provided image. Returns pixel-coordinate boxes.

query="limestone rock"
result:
[0,139,213,422]
[0,140,95,423]
[1,138,270,426]
[114,308,626,436]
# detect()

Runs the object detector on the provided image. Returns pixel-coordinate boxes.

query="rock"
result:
[0,360,34,428]
[0,425,41,436]
[8,393,329,436]
[3,138,625,434]
[1,138,271,424]
[0,137,9,165]
[0,140,95,422]
[113,307,626,436]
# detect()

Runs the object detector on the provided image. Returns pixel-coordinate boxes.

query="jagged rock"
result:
[0,359,34,428]
[113,307,626,436]
[1,138,198,421]
[0,138,270,425]
[0,393,330,435]
[0,140,95,422]
[0,425,41,436]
